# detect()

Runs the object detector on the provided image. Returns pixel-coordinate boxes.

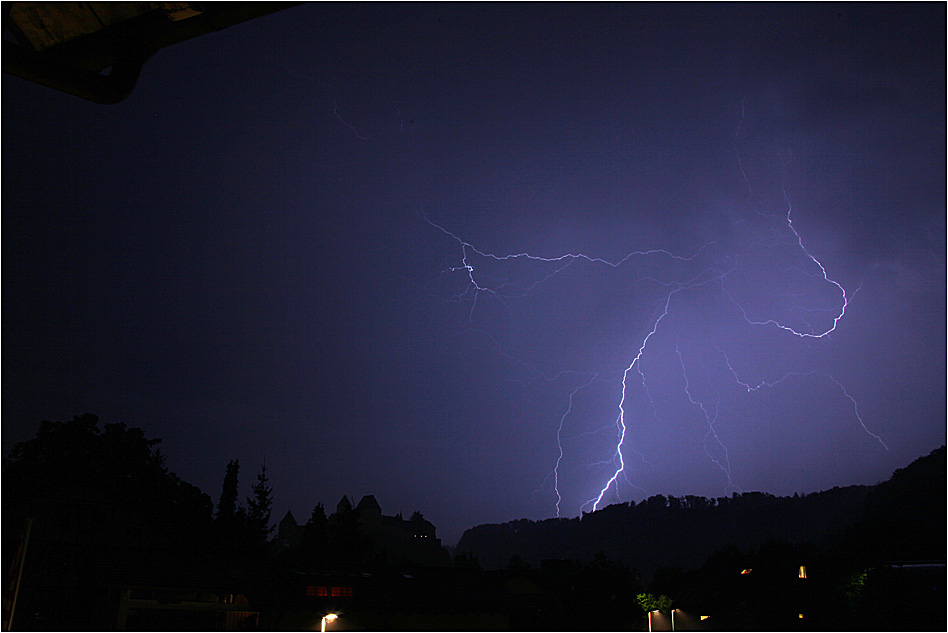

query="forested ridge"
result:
[457,446,946,575]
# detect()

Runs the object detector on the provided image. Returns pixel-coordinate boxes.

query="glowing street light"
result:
[649,608,682,632]
[320,613,338,632]
[648,609,658,632]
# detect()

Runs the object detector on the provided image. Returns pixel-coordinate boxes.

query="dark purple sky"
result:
[4,4,945,546]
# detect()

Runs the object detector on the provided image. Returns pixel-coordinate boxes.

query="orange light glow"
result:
[700,615,710,621]
[320,614,338,633]
[798,565,807,579]
[740,568,752,575]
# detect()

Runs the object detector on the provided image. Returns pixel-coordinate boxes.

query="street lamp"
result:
[648,609,659,632]
[649,608,678,632]
[320,613,338,632]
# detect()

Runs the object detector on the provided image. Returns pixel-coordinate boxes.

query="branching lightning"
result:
[425,107,887,520]
[676,339,739,494]
[714,344,887,451]
[550,374,600,517]
[726,188,850,339]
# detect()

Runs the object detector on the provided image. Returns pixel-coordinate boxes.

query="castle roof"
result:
[357,494,381,513]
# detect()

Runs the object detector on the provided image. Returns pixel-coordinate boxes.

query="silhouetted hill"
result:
[457,447,946,576]
[858,445,946,562]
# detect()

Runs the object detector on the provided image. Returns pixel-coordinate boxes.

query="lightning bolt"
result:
[548,374,600,517]
[676,339,739,494]
[726,186,849,339]
[827,375,889,451]
[714,344,888,450]
[581,263,740,512]
[734,98,753,198]
[425,107,886,519]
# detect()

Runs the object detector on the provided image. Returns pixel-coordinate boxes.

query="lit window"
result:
[798,565,807,579]
[317,586,328,597]
[306,586,316,597]
[342,587,354,597]
[331,587,342,597]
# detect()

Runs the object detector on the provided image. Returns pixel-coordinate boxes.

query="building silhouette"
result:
[276,495,448,567]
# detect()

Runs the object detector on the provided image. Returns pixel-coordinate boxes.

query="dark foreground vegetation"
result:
[2,414,944,630]
[456,445,947,630]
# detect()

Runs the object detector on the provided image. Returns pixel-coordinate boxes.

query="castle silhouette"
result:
[275,495,448,567]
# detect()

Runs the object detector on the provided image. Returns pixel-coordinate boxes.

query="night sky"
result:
[4,3,945,546]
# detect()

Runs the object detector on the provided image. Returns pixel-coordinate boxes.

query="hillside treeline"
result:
[457,447,946,575]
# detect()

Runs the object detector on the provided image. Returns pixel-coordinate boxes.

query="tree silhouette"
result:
[245,463,274,546]
[298,502,327,565]
[4,413,212,547]
[308,502,327,525]
[217,459,240,525]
